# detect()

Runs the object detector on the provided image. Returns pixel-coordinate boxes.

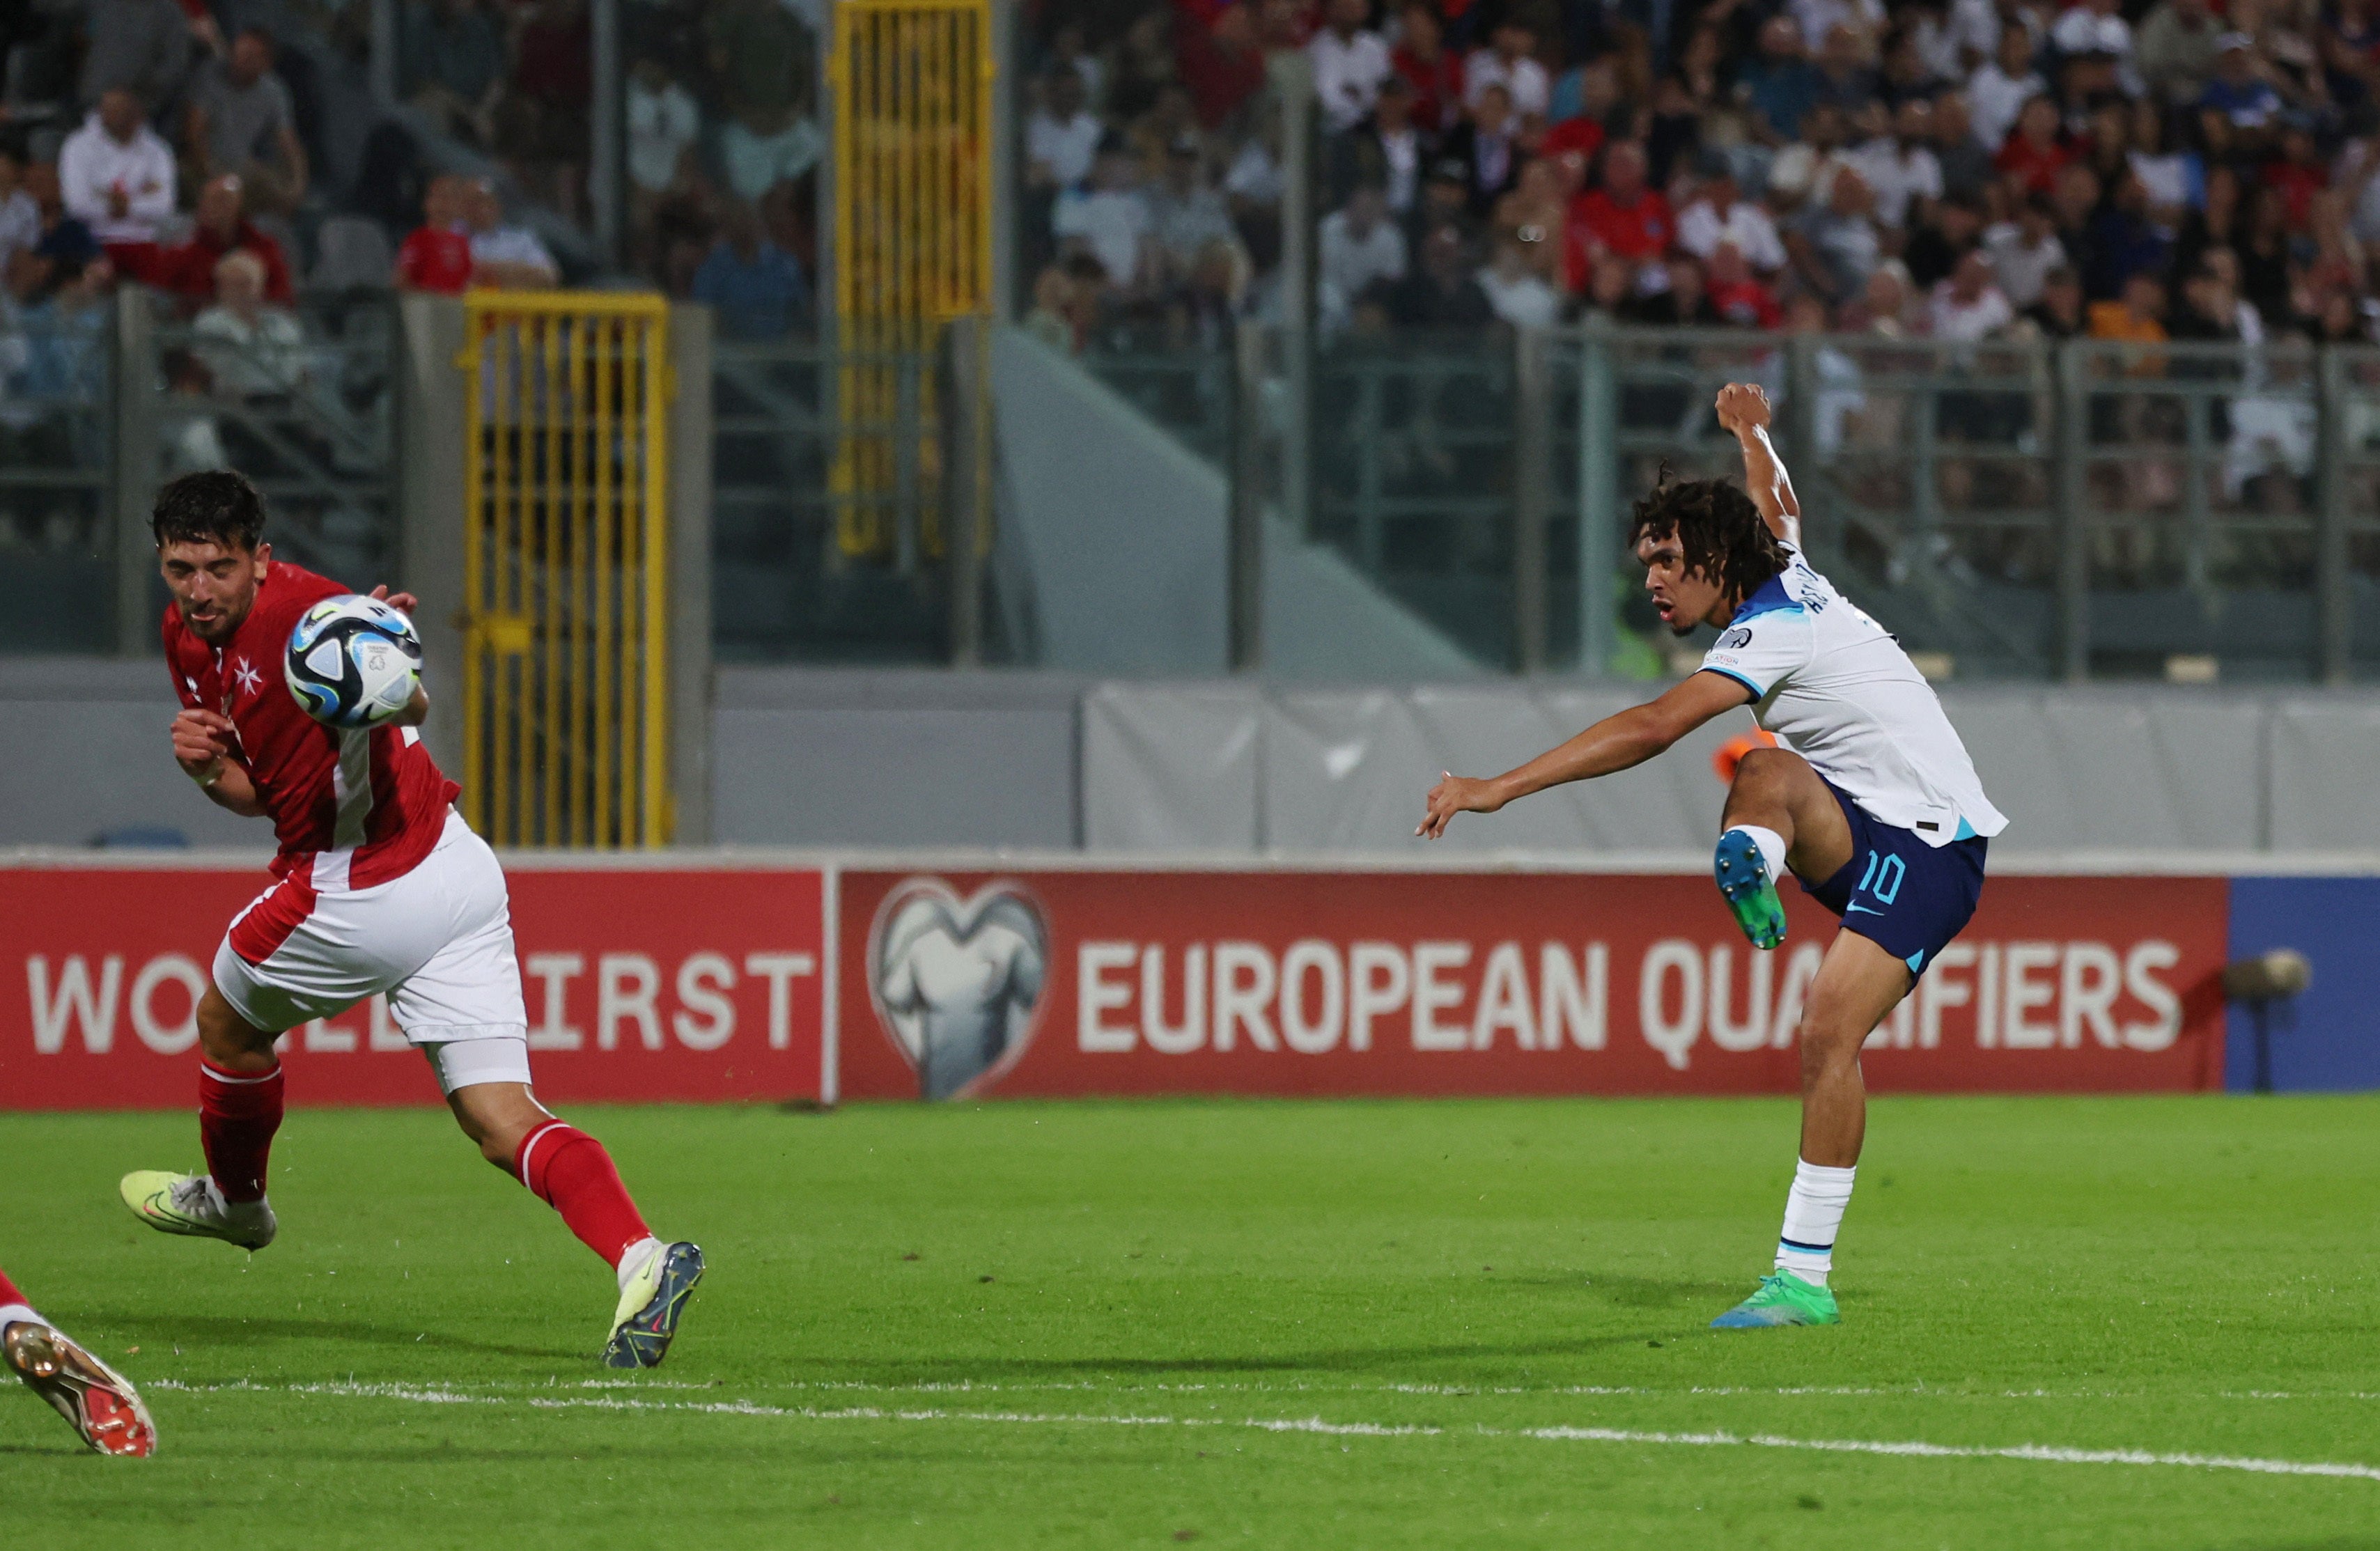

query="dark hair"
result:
[1626,469,1789,605]
[152,469,267,552]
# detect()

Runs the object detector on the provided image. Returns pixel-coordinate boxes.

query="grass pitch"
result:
[4,1095,2379,1549]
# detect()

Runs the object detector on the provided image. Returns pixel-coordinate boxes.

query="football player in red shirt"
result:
[1,1265,156,1455]
[118,471,702,1369]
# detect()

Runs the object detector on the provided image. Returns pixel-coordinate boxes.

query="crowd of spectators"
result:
[1018,0,2380,359]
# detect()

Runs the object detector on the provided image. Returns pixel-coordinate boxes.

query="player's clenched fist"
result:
[1417,770,1504,839]
[1714,382,1772,435]
[171,707,234,775]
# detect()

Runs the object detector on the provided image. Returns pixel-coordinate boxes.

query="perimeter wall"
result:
[0,855,2364,1106]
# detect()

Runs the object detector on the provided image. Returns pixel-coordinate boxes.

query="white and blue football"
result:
[284,594,421,728]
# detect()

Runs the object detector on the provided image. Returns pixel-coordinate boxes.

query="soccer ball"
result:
[285,595,422,728]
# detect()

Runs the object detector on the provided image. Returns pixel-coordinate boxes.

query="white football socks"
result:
[0,1302,39,1332]
[1775,1159,1857,1286]
[1728,824,1789,883]
[616,1236,664,1293]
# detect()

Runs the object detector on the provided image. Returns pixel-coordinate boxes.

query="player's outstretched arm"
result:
[171,708,268,816]
[1418,671,1752,839]
[1714,382,1800,548]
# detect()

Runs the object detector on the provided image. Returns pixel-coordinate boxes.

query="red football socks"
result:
[0,1265,25,1308]
[511,1121,653,1268]
[199,1058,285,1203]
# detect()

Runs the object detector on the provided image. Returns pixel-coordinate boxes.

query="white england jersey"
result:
[1699,545,2007,848]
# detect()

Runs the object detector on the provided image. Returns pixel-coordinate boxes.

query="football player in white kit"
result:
[1417,382,2006,1327]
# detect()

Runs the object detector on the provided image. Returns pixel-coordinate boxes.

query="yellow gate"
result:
[830,0,995,560]
[460,291,671,848]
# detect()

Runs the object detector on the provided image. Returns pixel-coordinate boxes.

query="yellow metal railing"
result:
[830,0,994,560]
[459,290,670,848]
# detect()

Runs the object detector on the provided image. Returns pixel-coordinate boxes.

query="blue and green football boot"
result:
[1710,1270,1840,1328]
[1713,829,1787,949]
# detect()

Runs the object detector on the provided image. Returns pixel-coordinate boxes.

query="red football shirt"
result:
[163,561,461,889]
[1564,186,1674,289]
[396,225,474,294]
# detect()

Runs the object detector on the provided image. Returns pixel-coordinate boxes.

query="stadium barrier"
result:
[14,850,2367,1109]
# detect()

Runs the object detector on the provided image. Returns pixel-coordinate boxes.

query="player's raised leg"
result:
[438,1068,704,1369]
[120,981,282,1251]
[1712,747,1855,951]
[0,1265,157,1456]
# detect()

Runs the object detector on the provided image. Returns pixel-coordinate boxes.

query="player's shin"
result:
[512,1119,658,1279]
[199,1055,285,1203]
[1775,1158,1857,1286]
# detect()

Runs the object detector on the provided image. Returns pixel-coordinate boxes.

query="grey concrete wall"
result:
[0,659,267,848]
[991,328,1481,682]
[10,660,2372,858]
[709,667,1083,848]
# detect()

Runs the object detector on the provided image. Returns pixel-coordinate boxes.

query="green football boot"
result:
[1713,830,1787,950]
[1710,1270,1840,1328]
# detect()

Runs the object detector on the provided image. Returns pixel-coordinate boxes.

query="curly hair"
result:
[151,469,267,553]
[1625,469,1789,607]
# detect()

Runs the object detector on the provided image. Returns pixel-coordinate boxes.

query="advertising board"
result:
[836,868,2230,1101]
[0,864,830,1108]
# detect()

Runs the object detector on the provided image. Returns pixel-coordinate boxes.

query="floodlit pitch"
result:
[6,1095,2378,1546]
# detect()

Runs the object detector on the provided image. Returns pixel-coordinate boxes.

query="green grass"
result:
[6,1096,2380,1548]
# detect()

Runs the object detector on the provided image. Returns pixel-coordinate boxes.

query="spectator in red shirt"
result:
[154,174,295,306]
[1705,241,1783,327]
[1177,3,1268,130]
[1994,95,2071,197]
[1539,115,1606,180]
[1564,139,1673,290]
[395,173,474,293]
[2262,122,2327,230]
[1390,1,1463,132]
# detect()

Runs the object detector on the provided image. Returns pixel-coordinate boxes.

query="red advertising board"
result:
[836,868,2229,1100]
[0,863,829,1109]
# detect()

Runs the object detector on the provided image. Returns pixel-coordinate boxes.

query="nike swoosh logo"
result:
[1844,903,1886,916]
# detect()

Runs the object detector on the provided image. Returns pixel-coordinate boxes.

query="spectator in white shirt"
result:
[1982,191,2067,306]
[1966,23,2045,153]
[1146,134,1237,281]
[1308,0,1392,134]
[194,249,305,397]
[463,179,560,288]
[1927,247,2014,339]
[58,88,176,248]
[1676,157,1787,272]
[1849,98,1944,230]
[0,148,39,281]
[1791,0,1885,52]
[1465,17,1549,123]
[2051,0,2130,63]
[1319,182,1408,308]
[1025,66,1103,190]
[1054,136,1156,293]
[627,59,702,200]
[1477,233,1560,327]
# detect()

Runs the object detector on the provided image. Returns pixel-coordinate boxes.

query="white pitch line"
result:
[150,1380,2380,1483]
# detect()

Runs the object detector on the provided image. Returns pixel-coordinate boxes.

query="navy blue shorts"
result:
[1798,780,1987,976]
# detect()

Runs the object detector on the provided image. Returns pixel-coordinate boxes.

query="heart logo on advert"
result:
[867,878,1050,1100]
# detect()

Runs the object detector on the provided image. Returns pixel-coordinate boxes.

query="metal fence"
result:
[0,287,398,655]
[1091,324,2380,683]
[712,336,970,663]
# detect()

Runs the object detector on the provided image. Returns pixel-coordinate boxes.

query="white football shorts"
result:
[212,809,533,1094]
